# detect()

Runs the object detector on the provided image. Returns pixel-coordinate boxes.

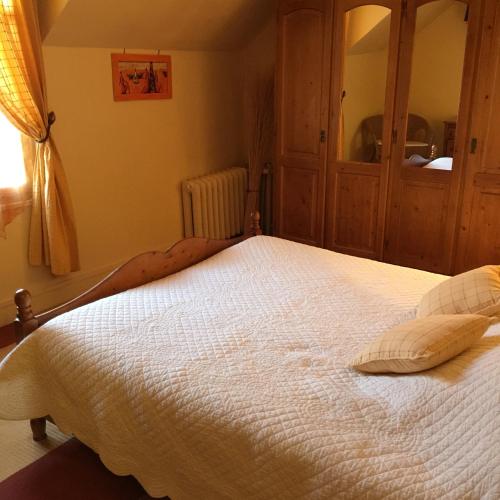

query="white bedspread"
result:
[0,236,499,499]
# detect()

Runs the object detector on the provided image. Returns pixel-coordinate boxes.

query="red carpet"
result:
[0,438,168,500]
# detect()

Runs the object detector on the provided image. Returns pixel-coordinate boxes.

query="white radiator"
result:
[182,167,248,239]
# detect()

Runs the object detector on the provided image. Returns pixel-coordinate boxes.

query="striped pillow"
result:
[350,314,490,374]
[417,265,500,319]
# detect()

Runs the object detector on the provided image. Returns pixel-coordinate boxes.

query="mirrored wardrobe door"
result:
[325,0,402,259]
[384,0,480,274]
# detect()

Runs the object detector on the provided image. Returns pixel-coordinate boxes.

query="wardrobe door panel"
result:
[395,179,449,270]
[335,170,380,255]
[275,0,333,246]
[280,165,319,241]
[325,0,401,259]
[462,180,500,268]
[455,0,500,271]
[282,12,323,157]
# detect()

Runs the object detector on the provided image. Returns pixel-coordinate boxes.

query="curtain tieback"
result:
[36,111,56,143]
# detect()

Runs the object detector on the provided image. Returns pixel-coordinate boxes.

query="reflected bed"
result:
[405,154,453,170]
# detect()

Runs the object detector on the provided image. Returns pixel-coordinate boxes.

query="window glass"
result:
[0,112,25,189]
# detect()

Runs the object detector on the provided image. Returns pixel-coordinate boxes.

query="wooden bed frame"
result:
[14,212,262,442]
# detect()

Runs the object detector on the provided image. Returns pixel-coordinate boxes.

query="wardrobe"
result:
[274,0,500,275]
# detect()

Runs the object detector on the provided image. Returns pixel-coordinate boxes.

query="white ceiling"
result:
[41,0,276,51]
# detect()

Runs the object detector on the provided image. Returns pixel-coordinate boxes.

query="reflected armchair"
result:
[361,114,437,162]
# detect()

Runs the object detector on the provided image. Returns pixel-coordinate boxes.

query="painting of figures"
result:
[111,53,172,101]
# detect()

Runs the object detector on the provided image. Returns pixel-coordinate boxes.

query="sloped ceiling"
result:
[40,0,276,51]
[37,0,69,40]
[349,0,457,55]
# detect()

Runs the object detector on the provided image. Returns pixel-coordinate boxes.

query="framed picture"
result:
[111,53,172,101]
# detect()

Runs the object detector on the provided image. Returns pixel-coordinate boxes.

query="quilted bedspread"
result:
[0,236,499,499]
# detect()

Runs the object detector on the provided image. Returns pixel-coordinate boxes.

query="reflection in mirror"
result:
[404,0,468,171]
[340,5,391,163]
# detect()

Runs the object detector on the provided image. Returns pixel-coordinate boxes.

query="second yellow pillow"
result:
[417,265,500,319]
[351,314,490,374]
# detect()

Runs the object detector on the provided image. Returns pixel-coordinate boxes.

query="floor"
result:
[0,344,69,482]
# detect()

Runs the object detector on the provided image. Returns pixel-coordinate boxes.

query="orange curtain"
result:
[0,0,79,275]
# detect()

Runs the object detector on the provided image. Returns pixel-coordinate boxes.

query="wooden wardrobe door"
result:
[324,0,401,260]
[274,0,333,246]
[455,0,500,272]
[384,0,481,274]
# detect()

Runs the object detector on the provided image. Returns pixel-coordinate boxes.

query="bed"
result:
[0,218,499,499]
[423,156,453,171]
[404,154,453,171]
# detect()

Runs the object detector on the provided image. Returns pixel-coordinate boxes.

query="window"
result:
[0,110,25,189]
[0,0,26,190]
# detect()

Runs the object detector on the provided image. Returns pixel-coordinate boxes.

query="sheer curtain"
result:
[0,0,79,275]
[0,109,29,236]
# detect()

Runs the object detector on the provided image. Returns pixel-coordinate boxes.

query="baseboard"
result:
[0,260,121,329]
[0,238,176,332]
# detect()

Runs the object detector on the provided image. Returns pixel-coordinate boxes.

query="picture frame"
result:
[111,53,172,101]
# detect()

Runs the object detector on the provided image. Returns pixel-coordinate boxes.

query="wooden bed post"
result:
[251,211,263,236]
[14,289,38,343]
[14,289,48,441]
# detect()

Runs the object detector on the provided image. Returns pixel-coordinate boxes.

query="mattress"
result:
[0,236,499,499]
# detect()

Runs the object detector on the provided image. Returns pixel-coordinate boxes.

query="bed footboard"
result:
[13,211,262,441]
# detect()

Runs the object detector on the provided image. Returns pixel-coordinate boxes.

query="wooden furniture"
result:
[15,212,262,441]
[274,0,499,274]
[383,0,480,274]
[363,114,437,163]
[274,0,333,247]
[455,0,500,272]
[443,121,457,157]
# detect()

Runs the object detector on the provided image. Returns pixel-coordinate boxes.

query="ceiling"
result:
[349,0,459,55]
[40,0,276,51]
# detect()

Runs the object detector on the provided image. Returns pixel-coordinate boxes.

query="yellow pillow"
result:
[417,265,500,319]
[350,314,490,374]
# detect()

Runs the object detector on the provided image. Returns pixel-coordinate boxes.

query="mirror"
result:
[339,5,392,163]
[404,0,469,171]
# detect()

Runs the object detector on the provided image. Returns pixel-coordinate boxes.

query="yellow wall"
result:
[342,5,390,161]
[0,47,246,325]
[239,14,276,157]
[240,14,276,83]
[408,3,467,155]
[343,48,388,161]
